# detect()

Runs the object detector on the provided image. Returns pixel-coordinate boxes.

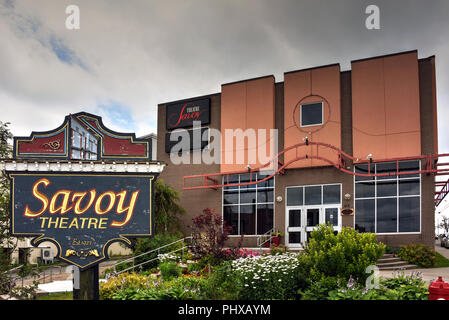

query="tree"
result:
[439,216,449,234]
[0,122,38,298]
[153,178,186,234]
[128,179,186,270]
[189,208,233,260]
[0,121,15,294]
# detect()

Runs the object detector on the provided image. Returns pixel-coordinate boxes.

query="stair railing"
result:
[256,228,275,253]
[111,236,193,276]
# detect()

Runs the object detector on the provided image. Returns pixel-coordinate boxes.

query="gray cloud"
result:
[0,0,448,153]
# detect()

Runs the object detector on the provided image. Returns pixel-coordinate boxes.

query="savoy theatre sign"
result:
[3,112,164,270]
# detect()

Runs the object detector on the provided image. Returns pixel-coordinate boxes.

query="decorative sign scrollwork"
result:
[42,139,61,150]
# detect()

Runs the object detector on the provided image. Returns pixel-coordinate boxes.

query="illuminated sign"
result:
[8,172,157,270]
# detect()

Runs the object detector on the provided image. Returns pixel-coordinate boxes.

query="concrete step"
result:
[377,264,417,271]
[377,257,402,263]
[381,253,397,258]
[377,260,410,268]
[376,253,417,270]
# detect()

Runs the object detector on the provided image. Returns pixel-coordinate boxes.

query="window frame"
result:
[222,173,275,236]
[354,160,421,235]
[300,101,324,127]
[285,183,342,246]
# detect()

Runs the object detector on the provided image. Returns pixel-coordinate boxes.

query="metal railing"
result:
[256,228,275,253]
[111,236,193,275]
[3,262,66,297]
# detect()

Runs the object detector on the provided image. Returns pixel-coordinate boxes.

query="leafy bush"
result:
[398,244,436,268]
[187,262,202,275]
[154,179,186,234]
[159,262,181,281]
[299,276,340,300]
[203,261,240,300]
[269,244,288,255]
[301,224,385,285]
[100,272,151,300]
[326,272,428,300]
[114,260,133,273]
[385,246,400,255]
[109,275,208,300]
[132,233,183,270]
[189,208,233,260]
[230,253,304,300]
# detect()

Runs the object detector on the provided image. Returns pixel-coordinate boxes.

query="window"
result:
[286,184,341,206]
[354,161,420,234]
[222,173,274,235]
[300,102,323,127]
[71,126,98,160]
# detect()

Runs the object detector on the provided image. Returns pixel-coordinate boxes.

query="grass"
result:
[434,252,449,268]
[37,291,72,300]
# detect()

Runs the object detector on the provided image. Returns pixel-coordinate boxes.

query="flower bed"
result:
[230,253,301,300]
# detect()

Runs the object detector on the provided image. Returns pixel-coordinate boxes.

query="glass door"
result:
[305,207,321,242]
[286,208,303,248]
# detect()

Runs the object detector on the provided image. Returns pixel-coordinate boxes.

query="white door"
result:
[305,207,321,242]
[286,207,303,248]
[286,206,341,247]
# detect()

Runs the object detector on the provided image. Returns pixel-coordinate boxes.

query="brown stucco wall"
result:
[157,93,222,235]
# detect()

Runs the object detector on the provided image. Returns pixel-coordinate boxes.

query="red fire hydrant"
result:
[429,276,449,300]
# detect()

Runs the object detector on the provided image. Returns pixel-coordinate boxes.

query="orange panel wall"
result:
[220,76,275,173]
[430,57,438,155]
[283,64,341,168]
[352,51,421,160]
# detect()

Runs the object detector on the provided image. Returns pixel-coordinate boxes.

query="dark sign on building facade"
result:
[8,172,156,270]
[166,98,210,130]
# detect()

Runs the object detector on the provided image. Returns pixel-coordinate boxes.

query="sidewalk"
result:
[16,259,117,294]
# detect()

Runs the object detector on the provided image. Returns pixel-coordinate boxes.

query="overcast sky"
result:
[1,1,449,176]
[1,0,447,136]
[2,0,449,216]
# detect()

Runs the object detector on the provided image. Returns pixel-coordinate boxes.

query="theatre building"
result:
[157,50,441,249]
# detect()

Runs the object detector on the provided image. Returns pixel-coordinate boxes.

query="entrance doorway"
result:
[285,184,341,247]
[286,206,340,246]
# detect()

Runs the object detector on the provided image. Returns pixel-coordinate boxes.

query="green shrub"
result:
[269,244,288,255]
[110,275,208,300]
[99,273,151,300]
[326,272,428,300]
[159,262,181,281]
[398,244,436,268]
[187,262,202,274]
[132,233,183,270]
[203,261,240,300]
[114,260,133,273]
[299,276,340,300]
[385,246,399,254]
[301,224,385,285]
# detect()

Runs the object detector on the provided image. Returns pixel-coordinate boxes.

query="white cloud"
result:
[0,0,448,157]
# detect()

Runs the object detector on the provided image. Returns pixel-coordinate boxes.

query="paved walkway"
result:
[378,241,449,285]
[14,259,118,294]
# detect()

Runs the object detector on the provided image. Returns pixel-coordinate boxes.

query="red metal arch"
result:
[182,141,449,207]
